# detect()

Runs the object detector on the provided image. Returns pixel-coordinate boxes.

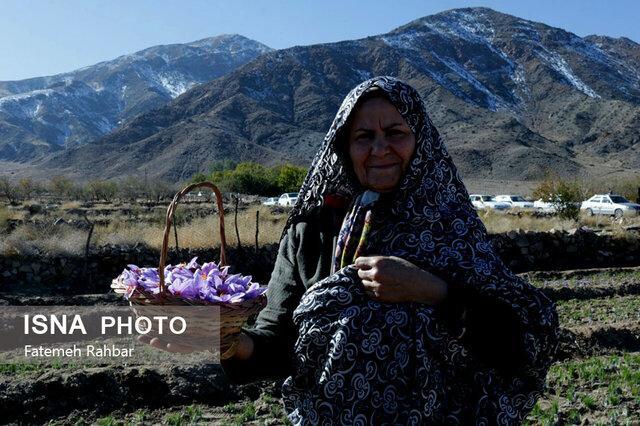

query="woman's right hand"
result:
[137,330,255,361]
[221,331,254,361]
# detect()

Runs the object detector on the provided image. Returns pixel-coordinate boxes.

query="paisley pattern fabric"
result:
[280,76,559,424]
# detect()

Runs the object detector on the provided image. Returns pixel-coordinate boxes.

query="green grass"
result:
[216,397,290,426]
[0,361,72,376]
[556,295,640,326]
[527,269,640,287]
[126,409,147,425]
[95,416,118,426]
[163,405,203,425]
[527,353,640,424]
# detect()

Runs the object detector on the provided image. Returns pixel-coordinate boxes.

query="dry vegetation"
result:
[93,205,289,250]
[2,200,640,257]
[478,209,640,235]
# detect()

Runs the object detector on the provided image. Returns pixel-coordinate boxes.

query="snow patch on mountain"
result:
[537,49,600,97]
[158,73,195,98]
[569,37,640,89]
[0,88,54,105]
[511,22,600,98]
[380,27,516,111]
[386,11,530,110]
[430,51,508,110]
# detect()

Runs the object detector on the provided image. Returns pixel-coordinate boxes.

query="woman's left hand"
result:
[354,255,448,305]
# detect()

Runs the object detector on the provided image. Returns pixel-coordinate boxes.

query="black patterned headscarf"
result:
[282,76,559,422]
[285,75,470,229]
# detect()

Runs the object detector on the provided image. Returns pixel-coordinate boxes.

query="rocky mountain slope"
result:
[6,8,640,183]
[0,34,272,160]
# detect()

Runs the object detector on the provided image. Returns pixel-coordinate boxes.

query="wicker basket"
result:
[111,181,266,357]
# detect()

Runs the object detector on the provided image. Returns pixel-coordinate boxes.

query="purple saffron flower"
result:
[121,269,139,299]
[244,282,267,299]
[168,276,199,299]
[209,293,233,303]
[201,261,220,277]
[186,256,200,270]
[118,258,264,304]
[228,292,246,303]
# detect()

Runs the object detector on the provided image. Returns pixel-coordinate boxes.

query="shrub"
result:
[533,173,586,221]
[609,175,640,203]
[204,162,308,196]
[0,176,19,203]
[208,159,238,173]
[18,178,37,200]
[49,175,76,199]
[0,205,8,232]
[273,163,307,193]
[87,180,118,202]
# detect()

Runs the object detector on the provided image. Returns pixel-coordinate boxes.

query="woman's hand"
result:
[136,331,255,361]
[137,334,197,353]
[354,255,448,305]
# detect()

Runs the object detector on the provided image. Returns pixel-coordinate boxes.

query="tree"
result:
[208,159,238,173]
[147,179,176,202]
[18,178,36,200]
[533,172,586,220]
[49,175,75,199]
[190,173,209,184]
[87,180,118,202]
[229,162,278,195]
[274,164,307,193]
[119,175,145,202]
[0,176,19,203]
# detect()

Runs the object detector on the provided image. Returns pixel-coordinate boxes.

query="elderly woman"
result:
[221,76,559,424]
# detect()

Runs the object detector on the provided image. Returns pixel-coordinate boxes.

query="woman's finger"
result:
[361,279,379,291]
[354,256,377,269]
[149,337,169,351]
[137,334,151,345]
[357,267,376,280]
[166,342,197,353]
[364,289,378,298]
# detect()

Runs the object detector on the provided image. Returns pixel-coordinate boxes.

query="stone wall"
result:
[1,227,639,295]
[491,227,640,271]
[0,245,278,295]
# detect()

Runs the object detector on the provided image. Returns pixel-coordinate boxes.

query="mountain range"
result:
[1,7,639,184]
[0,34,272,159]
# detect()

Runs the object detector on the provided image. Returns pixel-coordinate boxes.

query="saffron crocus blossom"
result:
[118,257,266,303]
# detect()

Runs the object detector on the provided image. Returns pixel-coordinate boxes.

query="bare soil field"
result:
[0,268,638,425]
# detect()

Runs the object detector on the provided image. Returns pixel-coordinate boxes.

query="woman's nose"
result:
[371,132,391,156]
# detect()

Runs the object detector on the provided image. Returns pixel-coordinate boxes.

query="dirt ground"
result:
[0,268,639,425]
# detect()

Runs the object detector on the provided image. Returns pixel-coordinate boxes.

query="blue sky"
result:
[1,0,639,81]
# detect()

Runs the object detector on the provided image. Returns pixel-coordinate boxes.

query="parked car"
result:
[494,195,534,209]
[580,194,640,218]
[262,197,278,206]
[533,198,581,214]
[533,198,556,213]
[278,192,299,207]
[469,194,510,211]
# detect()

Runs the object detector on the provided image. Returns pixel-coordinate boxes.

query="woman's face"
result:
[347,97,416,192]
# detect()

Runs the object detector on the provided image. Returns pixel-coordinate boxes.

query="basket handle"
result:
[158,181,227,293]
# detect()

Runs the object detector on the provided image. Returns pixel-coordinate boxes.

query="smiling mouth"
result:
[368,163,399,169]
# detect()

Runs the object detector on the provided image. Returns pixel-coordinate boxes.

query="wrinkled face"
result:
[347,97,416,192]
